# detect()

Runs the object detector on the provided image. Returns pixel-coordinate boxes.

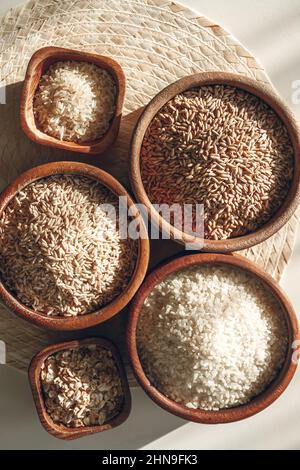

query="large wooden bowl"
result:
[130,72,300,252]
[29,337,131,440]
[0,161,150,330]
[21,46,126,155]
[127,253,300,424]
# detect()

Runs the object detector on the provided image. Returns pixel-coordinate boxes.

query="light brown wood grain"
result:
[29,337,131,440]
[20,47,126,155]
[127,252,300,424]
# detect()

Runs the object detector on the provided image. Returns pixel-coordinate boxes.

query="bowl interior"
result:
[22,47,125,149]
[29,337,131,439]
[0,162,149,330]
[130,72,300,252]
[128,253,299,424]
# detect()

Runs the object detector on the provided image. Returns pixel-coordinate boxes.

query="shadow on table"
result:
[0,366,185,450]
[0,82,186,449]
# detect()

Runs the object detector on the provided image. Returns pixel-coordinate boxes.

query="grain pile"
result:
[137,263,288,410]
[141,85,294,239]
[33,61,116,143]
[0,175,137,316]
[41,345,124,427]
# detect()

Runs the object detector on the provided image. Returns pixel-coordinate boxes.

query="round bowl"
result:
[127,253,299,424]
[130,72,300,252]
[0,161,150,331]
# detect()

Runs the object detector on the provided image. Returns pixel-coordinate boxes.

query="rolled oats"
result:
[41,345,124,428]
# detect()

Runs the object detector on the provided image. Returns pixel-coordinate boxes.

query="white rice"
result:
[137,264,288,411]
[33,60,116,143]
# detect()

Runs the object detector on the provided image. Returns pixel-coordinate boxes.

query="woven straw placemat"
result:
[0,0,298,383]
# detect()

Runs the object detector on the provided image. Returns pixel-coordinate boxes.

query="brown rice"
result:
[141,85,294,239]
[0,175,137,317]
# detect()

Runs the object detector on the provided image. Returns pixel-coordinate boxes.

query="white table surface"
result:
[0,0,300,450]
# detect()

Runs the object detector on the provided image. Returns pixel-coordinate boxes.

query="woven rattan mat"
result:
[0,0,298,385]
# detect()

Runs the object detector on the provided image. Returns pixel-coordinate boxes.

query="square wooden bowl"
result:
[28,337,131,440]
[20,46,126,154]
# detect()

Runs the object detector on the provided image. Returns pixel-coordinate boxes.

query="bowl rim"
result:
[28,336,131,440]
[0,161,150,331]
[127,252,300,424]
[20,46,126,155]
[130,71,300,252]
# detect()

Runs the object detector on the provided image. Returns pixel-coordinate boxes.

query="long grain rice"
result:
[137,264,288,410]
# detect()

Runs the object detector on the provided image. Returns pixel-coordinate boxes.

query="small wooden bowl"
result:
[127,253,300,424]
[130,72,300,252]
[29,337,131,440]
[0,161,149,330]
[21,46,126,154]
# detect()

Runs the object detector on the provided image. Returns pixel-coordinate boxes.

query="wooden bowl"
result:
[130,72,300,252]
[29,337,131,440]
[21,46,126,155]
[0,161,149,330]
[127,253,300,424]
